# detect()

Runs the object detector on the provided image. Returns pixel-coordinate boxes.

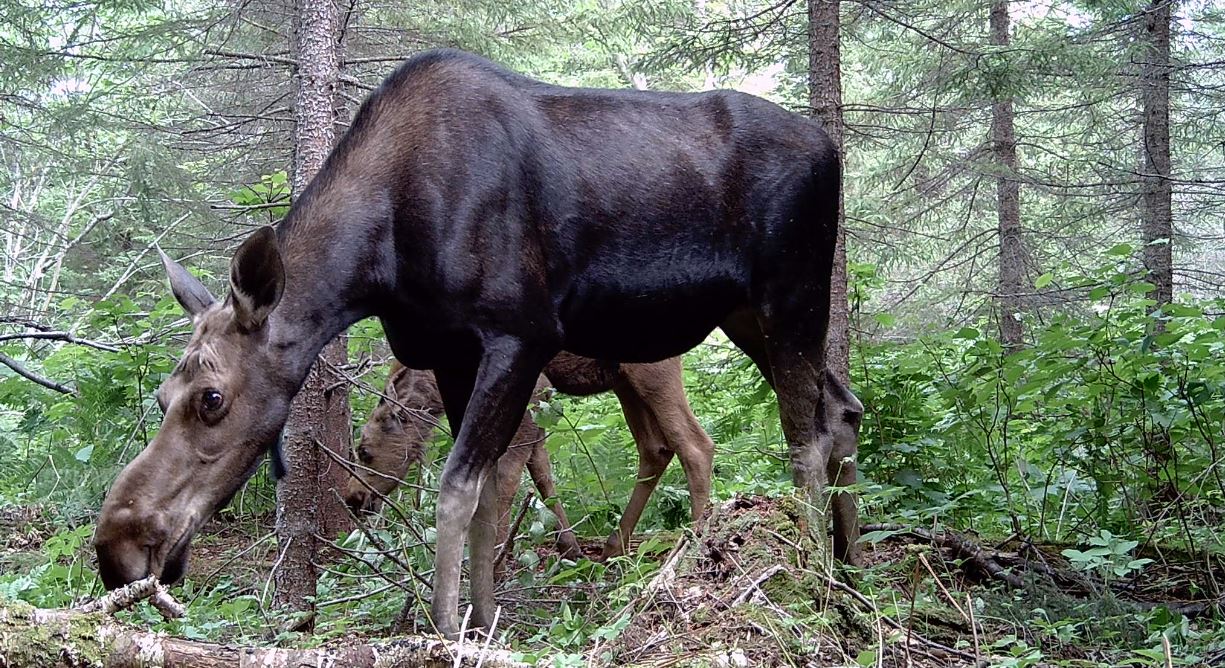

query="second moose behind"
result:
[347,352,864,564]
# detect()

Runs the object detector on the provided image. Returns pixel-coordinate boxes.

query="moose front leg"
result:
[430,339,550,639]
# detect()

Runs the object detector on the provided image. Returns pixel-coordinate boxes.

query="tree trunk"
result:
[0,601,529,668]
[991,0,1025,350]
[273,0,351,624]
[1140,0,1176,504]
[1141,0,1174,308]
[808,0,850,385]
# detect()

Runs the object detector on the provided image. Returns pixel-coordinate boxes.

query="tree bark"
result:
[1141,0,1174,309]
[0,601,529,668]
[991,0,1025,350]
[1139,1,1176,504]
[808,0,851,385]
[274,0,352,624]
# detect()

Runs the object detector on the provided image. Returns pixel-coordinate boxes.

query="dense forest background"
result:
[1,0,1223,665]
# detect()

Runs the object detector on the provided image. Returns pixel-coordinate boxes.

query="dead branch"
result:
[493,492,534,572]
[0,330,122,352]
[74,575,184,619]
[862,523,1025,588]
[0,352,75,395]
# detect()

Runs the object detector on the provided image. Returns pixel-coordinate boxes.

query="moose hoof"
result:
[556,533,582,561]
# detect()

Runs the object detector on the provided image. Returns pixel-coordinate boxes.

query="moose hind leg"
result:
[430,340,550,638]
[603,385,674,559]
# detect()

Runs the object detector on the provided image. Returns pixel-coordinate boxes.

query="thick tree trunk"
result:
[808,0,851,385]
[274,0,351,623]
[0,601,528,668]
[1141,0,1174,308]
[991,0,1025,350]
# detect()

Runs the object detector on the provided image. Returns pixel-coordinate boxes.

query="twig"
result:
[810,569,979,664]
[453,605,472,667]
[729,564,787,608]
[475,606,501,668]
[0,352,75,395]
[917,552,969,622]
[493,493,534,572]
[0,331,121,352]
[967,593,981,665]
[75,576,184,620]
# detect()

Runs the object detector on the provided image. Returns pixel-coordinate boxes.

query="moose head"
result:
[94,227,295,589]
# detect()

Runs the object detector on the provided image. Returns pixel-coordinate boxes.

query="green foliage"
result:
[0,525,98,607]
[1062,530,1153,582]
[853,256,1225,548]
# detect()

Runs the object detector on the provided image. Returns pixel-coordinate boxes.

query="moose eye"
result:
[201,389,224,412]
[357,446,372,463]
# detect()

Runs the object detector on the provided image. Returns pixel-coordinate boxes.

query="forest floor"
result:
[2,498,1223,667]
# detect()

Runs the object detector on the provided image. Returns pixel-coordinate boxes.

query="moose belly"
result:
[558,274,743,363]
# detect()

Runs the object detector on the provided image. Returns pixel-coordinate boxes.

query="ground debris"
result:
[602,495,984,667]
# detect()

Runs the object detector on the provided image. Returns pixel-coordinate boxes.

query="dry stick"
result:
[475,606,502,668]
[917,552,969,622]
[493,492,535,572]
[319,442,430,542]
[76,576,185,620]
[453,605,473,668]
[0,330,121,352]
[611,535,690,624]
[729,564,787,608]
[811,569,979,664]
[967,593,981,665]
[333,489,432,590]
[0,352,75,394]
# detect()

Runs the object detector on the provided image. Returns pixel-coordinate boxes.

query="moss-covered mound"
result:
[603,495,875,667]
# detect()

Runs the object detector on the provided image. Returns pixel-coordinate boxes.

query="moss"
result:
[0,600,107,667]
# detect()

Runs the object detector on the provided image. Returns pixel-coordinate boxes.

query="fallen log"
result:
[861,522,1025,588]
[0,600,531,668]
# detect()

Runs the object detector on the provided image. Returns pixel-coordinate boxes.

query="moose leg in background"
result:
[604,358,714,559]
[622,360,714,531]
[520,434,582,560]
[604,386,674,559]
[494,414,582,562]
[431,340,552,637]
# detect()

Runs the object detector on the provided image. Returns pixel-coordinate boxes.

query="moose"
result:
[345,353,716,562]
[347,355,863,564]
[95,48,855,638]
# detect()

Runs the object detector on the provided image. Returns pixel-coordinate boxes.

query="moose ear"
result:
[229,226,285,331]
[160,248,216,318]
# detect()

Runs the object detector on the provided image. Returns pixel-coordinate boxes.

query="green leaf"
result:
[1034,273,1053,289]
[1106,243,1134,257]
[73,444,95,463]
[874,312,897,328]
[953,327,980,340]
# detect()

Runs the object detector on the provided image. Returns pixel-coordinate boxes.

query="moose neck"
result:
[266,170,392,391]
